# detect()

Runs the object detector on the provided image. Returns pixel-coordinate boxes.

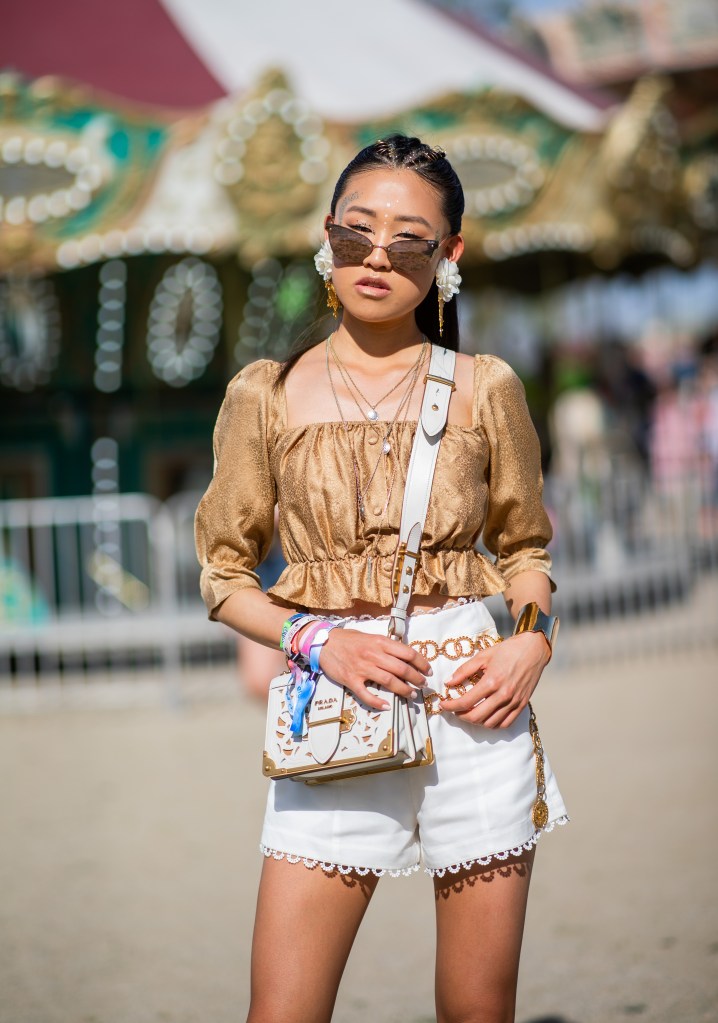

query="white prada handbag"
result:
[262,346,456,785]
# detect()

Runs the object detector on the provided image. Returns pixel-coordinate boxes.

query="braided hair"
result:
[275,135,464,385]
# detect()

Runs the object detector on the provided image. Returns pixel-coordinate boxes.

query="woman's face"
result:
[326,168,463,327]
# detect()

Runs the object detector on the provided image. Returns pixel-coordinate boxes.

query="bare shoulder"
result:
[447,351,475,427]
[283,340,339,427]
[454,351,475,386]
[284,342,328,395]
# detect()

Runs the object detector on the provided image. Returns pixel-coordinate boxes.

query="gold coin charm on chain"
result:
[529,703,549,830]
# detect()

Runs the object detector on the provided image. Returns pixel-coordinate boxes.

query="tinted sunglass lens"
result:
[328,226,371,263]
[327,225,436,270]
[386,241,435,272]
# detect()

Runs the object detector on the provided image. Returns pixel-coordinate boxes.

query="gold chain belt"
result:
[410,630,549,832]
[410,630,503,714]
[409,629,502,663]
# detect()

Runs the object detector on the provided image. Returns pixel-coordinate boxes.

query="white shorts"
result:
[260,598,568,877]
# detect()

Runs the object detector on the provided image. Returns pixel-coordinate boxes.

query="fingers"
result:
[348,681,391,712]
[439,681,492,717]
[442,651,489,689]
[438,640,544,728]
[435,652,490,715]
[376,652,427,693]
[442,686,522,728]
[318,631,429,702]
[383,640,433,679]
[369,667,418,699]
[481,702,524,730]
[439,655,526,727]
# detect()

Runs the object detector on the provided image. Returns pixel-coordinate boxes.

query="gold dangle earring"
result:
[315,238,341,316]
[325,280,341,317]
[435,258,461,341]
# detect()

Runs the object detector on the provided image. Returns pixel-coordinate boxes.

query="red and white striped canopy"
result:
[2,0,612,129]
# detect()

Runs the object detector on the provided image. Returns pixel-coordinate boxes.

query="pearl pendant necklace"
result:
[367,408,378,421]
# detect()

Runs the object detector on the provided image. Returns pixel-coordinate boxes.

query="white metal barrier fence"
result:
[0,492,235,708]
[0,472,716,709]
[487,464,718,665]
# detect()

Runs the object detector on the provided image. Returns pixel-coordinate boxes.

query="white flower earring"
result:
[435,257,461,337]
[314,239,340,316]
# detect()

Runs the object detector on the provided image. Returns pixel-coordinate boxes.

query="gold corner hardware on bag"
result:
[302,727,399,784]
[418,736,434,766]
[423,373,456,391]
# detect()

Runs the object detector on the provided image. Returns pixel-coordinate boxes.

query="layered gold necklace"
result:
[325,334,427,584]
[327,333,427,428]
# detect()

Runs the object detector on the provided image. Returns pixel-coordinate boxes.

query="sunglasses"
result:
[326,222,440,273]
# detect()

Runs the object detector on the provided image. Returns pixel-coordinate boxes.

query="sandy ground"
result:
[1,646,717,1023]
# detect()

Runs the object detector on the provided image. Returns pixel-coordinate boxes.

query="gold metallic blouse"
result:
[195,354,555,619]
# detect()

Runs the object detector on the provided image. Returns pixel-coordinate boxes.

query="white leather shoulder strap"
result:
[388,345,456,639]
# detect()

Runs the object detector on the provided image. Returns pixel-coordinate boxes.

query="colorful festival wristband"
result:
[306,623,339,674]
[280,613,317,659]
[294,621,331,658]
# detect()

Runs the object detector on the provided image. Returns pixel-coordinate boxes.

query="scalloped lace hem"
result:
[426,815,570,877]
[260,844,420,878]
[259,815,569,880]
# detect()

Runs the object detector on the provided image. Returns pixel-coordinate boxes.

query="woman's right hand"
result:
[316,627,432,710]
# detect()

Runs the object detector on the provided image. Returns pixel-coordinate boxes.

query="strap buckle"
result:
[423,372,456,391]
[391,542,419,600]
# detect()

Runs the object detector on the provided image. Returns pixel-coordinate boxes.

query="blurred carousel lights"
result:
[56,226,213,270]
[0,276,61,391]
[685,154,718,231]
[94,260,127,393]
[235,257,316,364]
[445,136,545,217]
[631,225,693,267]
[215,88,329,187]
[146,257,223,387]
[484,222,594,261]
[90,437,123,617]
[237,258,282,357]
[0,133,103,226]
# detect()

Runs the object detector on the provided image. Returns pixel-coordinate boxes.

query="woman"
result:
[195,135,568,1023]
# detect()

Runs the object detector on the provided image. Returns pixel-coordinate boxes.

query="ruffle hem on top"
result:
[266,546,507,610]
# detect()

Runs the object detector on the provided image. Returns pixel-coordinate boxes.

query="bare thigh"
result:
[433,848,535,1023]
[248,856,380,1023]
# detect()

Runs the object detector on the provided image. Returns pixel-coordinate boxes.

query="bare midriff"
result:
[306,591,471,619]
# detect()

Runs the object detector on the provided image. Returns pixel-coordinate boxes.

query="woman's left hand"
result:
[439,631,551,728]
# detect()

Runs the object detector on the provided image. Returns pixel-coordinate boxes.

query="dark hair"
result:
[275,134,464,387]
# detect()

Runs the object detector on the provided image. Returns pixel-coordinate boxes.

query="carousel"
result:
[0,0,715,502]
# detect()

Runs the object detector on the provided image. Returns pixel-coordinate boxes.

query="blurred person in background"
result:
[697,347,718,536]
[649,360,703,537]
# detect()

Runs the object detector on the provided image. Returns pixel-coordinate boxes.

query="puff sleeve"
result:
[477,355,557,593]
[194,361,278,620]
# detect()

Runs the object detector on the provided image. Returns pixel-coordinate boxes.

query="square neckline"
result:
[276,352,479,433]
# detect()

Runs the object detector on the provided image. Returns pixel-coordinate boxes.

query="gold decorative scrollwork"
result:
[215,70,330,266]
